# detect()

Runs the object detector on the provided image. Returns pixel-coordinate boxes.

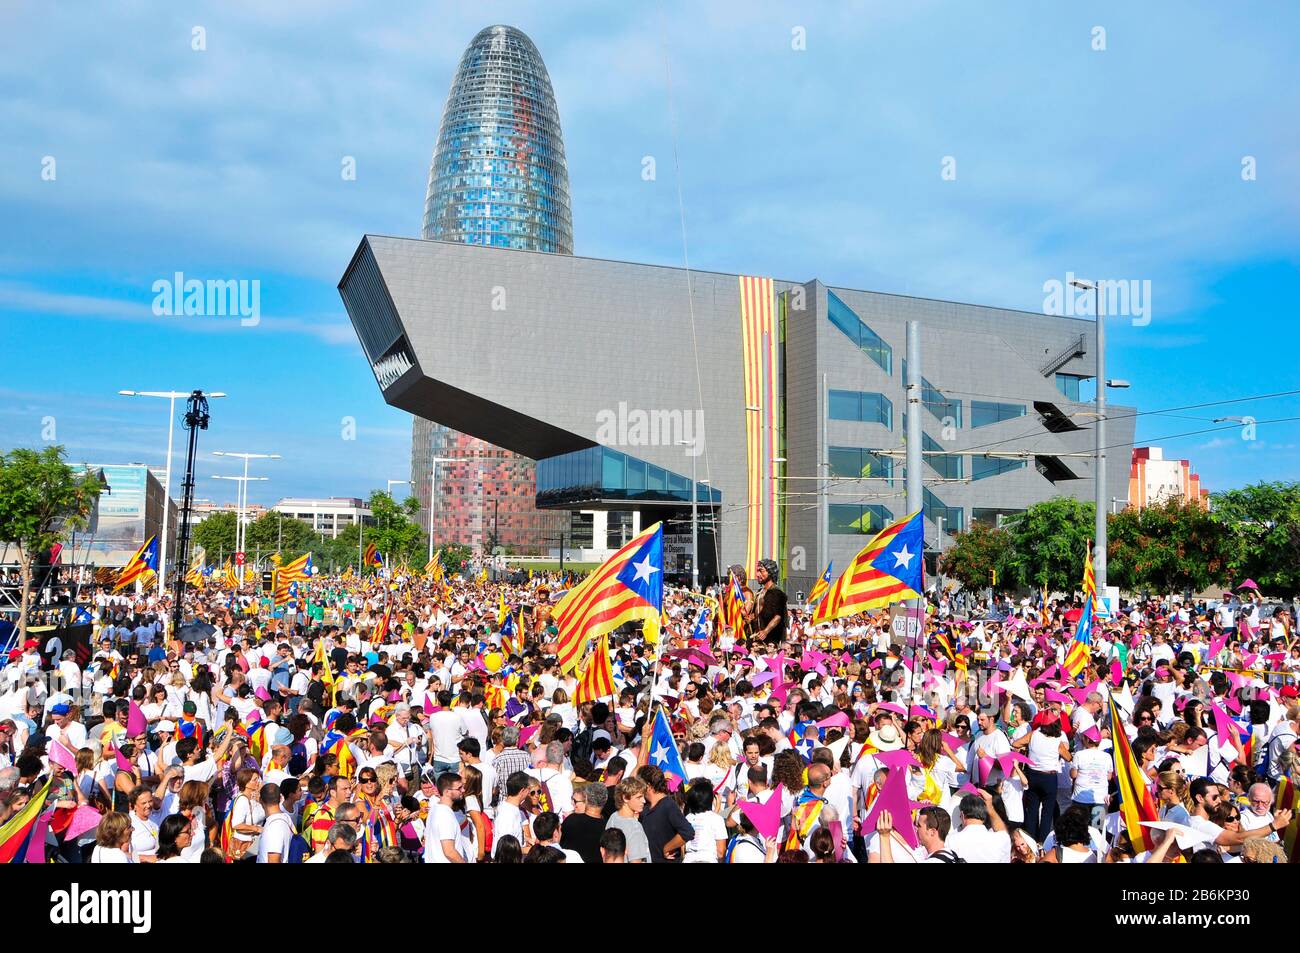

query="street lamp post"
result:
[119,389,226,593]
[213,448,279,582]
[211,475,267,577]
[677,439,702,590]
[1070,280,1111,592]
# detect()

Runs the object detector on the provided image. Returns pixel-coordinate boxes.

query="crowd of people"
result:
[0,555,1297,865]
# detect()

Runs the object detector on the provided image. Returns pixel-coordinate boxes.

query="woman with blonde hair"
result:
[1156,770,1193,826]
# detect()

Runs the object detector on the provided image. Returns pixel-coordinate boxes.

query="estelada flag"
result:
[811,511,923,624]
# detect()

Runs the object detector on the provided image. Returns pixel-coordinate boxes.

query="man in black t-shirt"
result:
[752,559,788,647]
[560,781,610,864]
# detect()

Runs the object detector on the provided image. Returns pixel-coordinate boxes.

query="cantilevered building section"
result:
[340,235,1136,595]
[411,25,573,555]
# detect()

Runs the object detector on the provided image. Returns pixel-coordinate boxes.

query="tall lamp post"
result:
[119,389,226,593]
[211,475,267,577]
[1068,280,1131,595]
[213,451,279,581]
[676,439,702,590]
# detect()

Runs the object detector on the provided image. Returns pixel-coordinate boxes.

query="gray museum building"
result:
[339,234,1134,597]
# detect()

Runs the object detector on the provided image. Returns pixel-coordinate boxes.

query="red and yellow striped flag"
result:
[113,535,158,592]
[811,512,923,625]
[554,523,663,674]
[1275,776,1300,861]
[574,634,616,704]
[1109,693,1158,852]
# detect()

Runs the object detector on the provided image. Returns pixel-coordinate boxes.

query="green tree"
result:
[1000,497,1096,592]
[192,511,237,561]
[244,512,324,564]
[1107,499,1230,595]
[940,522,1012,591]
[327,522,362,573]
[366,491,425,567]
[0,447,106,641]
[1212,482,1300,597]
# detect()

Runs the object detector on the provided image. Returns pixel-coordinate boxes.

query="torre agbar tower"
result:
[412,25,573,555]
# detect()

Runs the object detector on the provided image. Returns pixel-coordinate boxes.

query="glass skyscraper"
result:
[412,25,573,554]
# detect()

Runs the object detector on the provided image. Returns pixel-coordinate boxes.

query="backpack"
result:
[285,830,311,863]
[928,848,967,864]
[288,740,309,776]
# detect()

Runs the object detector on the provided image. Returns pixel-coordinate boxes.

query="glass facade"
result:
[422,25,573,253]
[828,446,894,484]
[923,487,963,533]
[972,507,1024,527]
[829,389,892,427]
[922,432,962,480]
[970,400,1026,428]
[902,359,962,427]
[1055,374,1085,401]
[412,26,574,555]
[536,446,720,508]
[826,292,893,375]
[972,456,1026,481]
[829,503,894,535]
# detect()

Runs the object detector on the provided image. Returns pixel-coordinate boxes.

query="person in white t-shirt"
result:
[1069,727,1113,830]
[944,792,1012,863]
[256,784,296,863]
[526,741,574,816]
[681,778,727,863]
[424,772,474,863]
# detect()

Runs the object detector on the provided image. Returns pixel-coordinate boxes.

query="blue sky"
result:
[2,0,1297,507]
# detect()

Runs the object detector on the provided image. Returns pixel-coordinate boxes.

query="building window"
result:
[970,400,1026,429]
[971,457,1027,481]
[828,389,892,428]
[829,503,894,535]
[922,432,962,480]
[826,291,892,375]
[606,511,634,549]
[1055,374,1085,401]
[828,447,894,483]
[972,507,1024,527]
[902,359,962,427]
[923,488,963,533]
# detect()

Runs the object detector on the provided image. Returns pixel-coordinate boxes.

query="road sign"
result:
[234,552,245,566]
[889,604,922,647]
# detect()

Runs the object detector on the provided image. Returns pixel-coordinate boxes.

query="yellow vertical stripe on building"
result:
[739,276,776,578]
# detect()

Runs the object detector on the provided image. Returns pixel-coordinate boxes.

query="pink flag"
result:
[48,738,78,772]
[817,712,853,730]
[861,759,920,850]
[24,813,50,863]
[518,724,540,748]
[64,805,103,842]
[738,791,783,840]
[1208,633,1229,661]
[1110,658,1124,688]
[110,743,132,773]
[127,701,148,738]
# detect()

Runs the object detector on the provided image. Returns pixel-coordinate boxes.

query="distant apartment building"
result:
[1128,447,1209,510]
[271,497,374,538]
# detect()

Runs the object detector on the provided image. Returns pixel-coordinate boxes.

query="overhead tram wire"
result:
[656,0,723,579]
[901,386,1300,461]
